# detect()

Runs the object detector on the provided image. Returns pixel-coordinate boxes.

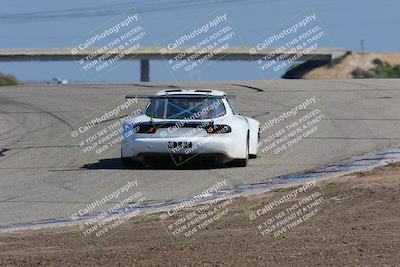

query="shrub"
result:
[0,72,18,86]
[352,59,400,78]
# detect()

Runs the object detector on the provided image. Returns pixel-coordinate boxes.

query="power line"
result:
[0,0,264,24]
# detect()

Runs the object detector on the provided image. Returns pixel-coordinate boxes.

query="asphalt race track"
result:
[1,79,400,226]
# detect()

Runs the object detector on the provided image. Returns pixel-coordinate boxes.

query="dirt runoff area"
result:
[1,163,399,266]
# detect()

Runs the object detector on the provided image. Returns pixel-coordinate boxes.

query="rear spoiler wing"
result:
[125,94,236,99]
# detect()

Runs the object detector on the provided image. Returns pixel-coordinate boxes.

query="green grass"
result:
[352,59,400,78]
[0,72,18,86]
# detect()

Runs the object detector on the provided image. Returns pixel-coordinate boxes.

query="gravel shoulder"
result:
[0,162,399,266]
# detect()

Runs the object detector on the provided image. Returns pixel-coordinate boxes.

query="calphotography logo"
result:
[159,179,236,242]
[159,9,241,80]
[2,0,399,266]
[70,178,146,247]
[248,9,333,78]
[68,96,145,165]
[256,94,334,164]
[70,8,151,82]
[247,180,332,245]
[159,97,229,164]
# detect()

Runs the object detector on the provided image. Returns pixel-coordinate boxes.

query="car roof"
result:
[155,89,226,97]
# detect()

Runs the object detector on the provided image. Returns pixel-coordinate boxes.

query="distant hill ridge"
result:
[283,52,400,79]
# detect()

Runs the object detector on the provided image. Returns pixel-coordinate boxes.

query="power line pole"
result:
[360,40,364,55]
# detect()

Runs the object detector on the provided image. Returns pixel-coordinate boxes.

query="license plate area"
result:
[167,141,193,149]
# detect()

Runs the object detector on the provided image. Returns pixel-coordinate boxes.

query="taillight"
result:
[205,125,231,134]
[134,124,157,134]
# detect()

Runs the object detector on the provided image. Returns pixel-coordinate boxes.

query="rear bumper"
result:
[136,152,229,165]
[121,134,244,160]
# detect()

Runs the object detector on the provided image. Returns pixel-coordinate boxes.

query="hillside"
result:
[283,52,400,79]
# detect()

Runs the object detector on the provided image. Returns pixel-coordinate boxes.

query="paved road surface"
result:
[1,79,400,226]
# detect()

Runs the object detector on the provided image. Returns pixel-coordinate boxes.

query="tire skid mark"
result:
[0,98,73,128]
[0,97,74,163]
[224,83,264,92]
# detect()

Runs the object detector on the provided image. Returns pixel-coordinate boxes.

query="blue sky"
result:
[0,0,399,82]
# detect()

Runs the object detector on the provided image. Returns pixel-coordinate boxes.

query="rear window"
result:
[146,97,226,119]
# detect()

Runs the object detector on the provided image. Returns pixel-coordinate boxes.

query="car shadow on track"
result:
[82,158,240,170]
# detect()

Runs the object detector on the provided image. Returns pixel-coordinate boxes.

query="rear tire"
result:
[121,157,132,166]
[249,126,260,159]
[121,150,143,168]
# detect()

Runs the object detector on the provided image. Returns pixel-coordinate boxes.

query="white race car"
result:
[121,89,260,167]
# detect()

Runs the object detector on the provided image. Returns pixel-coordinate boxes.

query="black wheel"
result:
[121,157,145,168]
[202,155,219,168]
[121,150,143,168]
[121,157,133,167]
[249,127,260,159]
